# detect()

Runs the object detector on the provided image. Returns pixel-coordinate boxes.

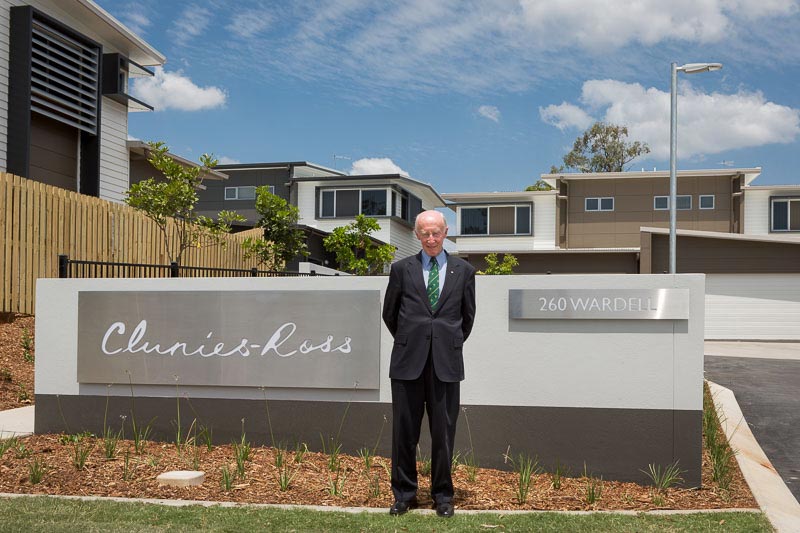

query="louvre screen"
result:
[29,13,100,134]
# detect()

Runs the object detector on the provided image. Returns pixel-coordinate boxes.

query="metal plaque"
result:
[509,289,690,320]
[77,290,381,389]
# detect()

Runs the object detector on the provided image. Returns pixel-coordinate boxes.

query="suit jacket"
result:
[382,251,476,382]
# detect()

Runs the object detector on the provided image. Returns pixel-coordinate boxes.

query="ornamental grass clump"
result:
[509,453,541,505]
[550,459,570,490]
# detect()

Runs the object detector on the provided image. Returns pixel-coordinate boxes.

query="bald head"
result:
[415,210,448,257]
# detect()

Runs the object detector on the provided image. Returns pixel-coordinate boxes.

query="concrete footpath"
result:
[1,343,798,531]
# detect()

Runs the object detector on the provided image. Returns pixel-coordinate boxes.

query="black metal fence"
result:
[57,255,326,279]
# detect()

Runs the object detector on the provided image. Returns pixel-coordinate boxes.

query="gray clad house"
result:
[1,0,164,201]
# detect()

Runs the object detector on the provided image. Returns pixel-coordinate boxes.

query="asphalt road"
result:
[705,354,800,501]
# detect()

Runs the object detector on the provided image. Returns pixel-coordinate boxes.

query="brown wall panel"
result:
[649,234,800,273]
[565,177,735,248]
[29,114,77,191]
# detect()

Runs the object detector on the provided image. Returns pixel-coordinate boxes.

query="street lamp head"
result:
[678,62,723,74]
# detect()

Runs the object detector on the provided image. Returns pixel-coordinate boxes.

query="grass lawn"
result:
[0,496,772,532]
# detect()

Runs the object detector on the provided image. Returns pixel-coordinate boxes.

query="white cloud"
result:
[517,1,732,48]
[542,79,800,159]
[226,10,273,39]
[217,156,241,165]
[174,0,800,99]
[724,0,799,19]
[171,5,212,46]
[118,5,151,36]
[539,103,594,131]
[131,68,227,111]
[478,105,501,122]
[350,158,409,176]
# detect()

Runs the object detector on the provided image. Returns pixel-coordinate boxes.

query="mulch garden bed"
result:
[0,314,758,511]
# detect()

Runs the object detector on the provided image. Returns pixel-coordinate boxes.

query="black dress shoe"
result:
[435,502,454,518]
[389,499,418,516]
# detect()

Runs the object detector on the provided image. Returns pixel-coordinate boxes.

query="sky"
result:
[96,0,800,193]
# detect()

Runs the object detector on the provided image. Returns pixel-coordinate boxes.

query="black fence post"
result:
[58,254,69,278]
[251,267,258,277]
[170,262,180,278]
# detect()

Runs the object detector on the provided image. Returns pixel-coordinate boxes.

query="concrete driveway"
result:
[704,341,800,501]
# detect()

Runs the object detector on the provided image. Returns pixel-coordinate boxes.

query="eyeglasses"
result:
[417,231,444,239]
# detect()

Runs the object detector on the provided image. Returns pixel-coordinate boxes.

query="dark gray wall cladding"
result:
[197,168,292,223]
[35,395,701,487]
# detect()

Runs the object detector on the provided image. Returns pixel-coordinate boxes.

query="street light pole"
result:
[669,63,678,274]
[668,62,722,274]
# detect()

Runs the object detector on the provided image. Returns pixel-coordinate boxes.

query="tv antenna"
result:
[333,154,351,170]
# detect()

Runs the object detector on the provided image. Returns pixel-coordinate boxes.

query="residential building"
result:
[128,140,230,190]
[544,168,761,249]
[0,0,164,201]
[293,172,445,262]
[443,168,767,273]
[743,184,800,236]
[200,162,346,229]
[197,163,446,268]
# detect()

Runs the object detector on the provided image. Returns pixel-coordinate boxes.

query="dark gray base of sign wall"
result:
[35,394,701,486]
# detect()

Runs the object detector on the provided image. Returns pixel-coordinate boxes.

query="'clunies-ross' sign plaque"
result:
[77,290,381,389]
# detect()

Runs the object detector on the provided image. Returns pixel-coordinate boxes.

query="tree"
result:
[525,180,554,191]
[556,122,650,173]
[241,187,308,270]
[323,214,396,275]
[125,141,244,264]
[477,253,518,275]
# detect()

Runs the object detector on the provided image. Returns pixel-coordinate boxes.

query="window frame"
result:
[770,196,800,232]
[458,203,533,236]
[585,197,614,212]
[224,185,267,200]
[699,195,715,210]
[318,187,390,218]
[653,195,692,210]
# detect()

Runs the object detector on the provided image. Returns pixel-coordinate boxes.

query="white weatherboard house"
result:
[0,0,164,201]
[292,172,446,261]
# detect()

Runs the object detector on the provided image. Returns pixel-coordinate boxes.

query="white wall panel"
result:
[37,273,705,410]
[98,99,129,202]
[744,189,771,235]
[705,273,800,340]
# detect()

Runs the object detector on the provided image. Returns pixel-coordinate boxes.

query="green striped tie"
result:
[427,258,439,308]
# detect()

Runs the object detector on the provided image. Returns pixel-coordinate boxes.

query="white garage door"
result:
[705,273,800,340]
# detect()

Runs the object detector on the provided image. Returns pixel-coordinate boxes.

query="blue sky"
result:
[97,0,800,192]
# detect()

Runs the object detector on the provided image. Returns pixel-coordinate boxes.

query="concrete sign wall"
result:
[36,274,705,485]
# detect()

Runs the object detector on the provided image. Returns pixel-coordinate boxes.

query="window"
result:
[585,197,614,212]
[771,198,800,232]
[461,208,488,235]
[460,205,532,235]
[699,195,715,209]
[653,195,692,210]
[224,186,261,200]
[318,188,388,218]
[361,189,387,216]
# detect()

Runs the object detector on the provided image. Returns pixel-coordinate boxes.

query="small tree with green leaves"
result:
[477,253,518,275]
[525,180,554,191]
[323,214,396,275]
[241,187,308,270]
[125,141,244,264]
[552,122,650,173]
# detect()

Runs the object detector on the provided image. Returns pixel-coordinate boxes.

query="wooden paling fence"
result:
[0,172,263,314]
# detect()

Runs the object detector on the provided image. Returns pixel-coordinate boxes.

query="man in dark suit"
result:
[382,210,476,518]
